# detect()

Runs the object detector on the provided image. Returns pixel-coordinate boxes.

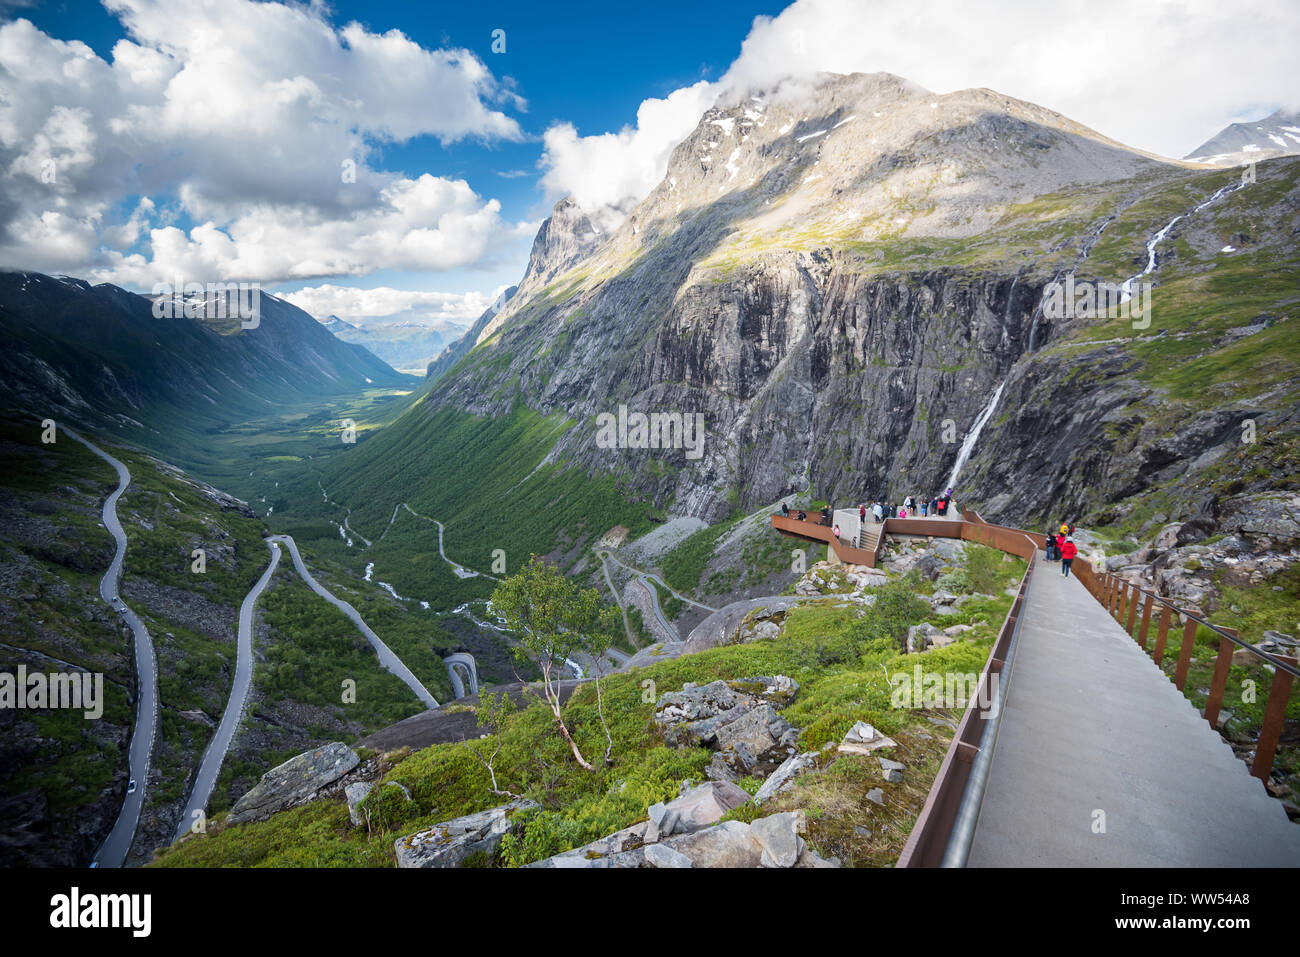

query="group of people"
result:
[778,497,1083,579]
[778,488,957,535]
[877,489,954,520]
[1047,523,1079,577]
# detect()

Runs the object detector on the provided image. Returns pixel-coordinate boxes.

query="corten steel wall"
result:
[896,550,1035,867]
[770,506,1044,866]
[770,513,877,565]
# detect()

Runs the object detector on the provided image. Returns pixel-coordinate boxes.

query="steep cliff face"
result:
[418,72,1299,535]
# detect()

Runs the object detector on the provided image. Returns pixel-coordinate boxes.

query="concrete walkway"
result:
[969,552,1300,867]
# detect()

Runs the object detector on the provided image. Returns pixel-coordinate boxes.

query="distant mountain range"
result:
[320,314,471,375]
[1185,107,1300,165]
[0,271,415,458]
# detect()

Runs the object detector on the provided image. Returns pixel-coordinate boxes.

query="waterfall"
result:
[945,380,1006,493]
[1027,216,1114,351]
[1120,181,1243,302]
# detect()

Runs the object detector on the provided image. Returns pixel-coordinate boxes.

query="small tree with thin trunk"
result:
[463,690,518,798]
[490,555,618,771]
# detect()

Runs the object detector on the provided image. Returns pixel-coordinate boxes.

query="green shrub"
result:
[853,574,930,652]
[356,782,420,832]
[965,545,1005,594]
[935,568,970,594]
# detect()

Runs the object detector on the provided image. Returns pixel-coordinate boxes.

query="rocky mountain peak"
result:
[1185,107,1300,166]
[520,196,604,292]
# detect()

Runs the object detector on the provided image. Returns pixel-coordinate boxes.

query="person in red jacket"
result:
[1060,536,1078,577]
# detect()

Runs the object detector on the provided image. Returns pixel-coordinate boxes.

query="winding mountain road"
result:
[172,539,282,843]
[596,549,719,642]
[271,535,440,709]
[66,428,159,870]
[397,503,498,580]
[599,551,717,613]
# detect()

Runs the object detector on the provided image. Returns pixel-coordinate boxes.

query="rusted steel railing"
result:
[1089,569,1299,785]
[770,512,967,567]
[772,506,1298,860]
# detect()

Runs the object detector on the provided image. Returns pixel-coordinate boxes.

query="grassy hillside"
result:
[152,551,1026,868]
[269,403,664,608]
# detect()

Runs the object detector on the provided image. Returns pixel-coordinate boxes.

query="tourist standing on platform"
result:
[781,502,789,518]
[873,501,884,523]
[1045,526,1058,560]
[833,523,842,543]
[859,503,866,524]
[1060,536,1078,577]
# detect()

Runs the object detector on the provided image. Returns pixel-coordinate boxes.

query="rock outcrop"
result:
[526,809,837,868]
[655,676,801,781]
[227,743,359,825]
[394,798,539,868]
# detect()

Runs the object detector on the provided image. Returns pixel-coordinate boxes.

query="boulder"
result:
[913,555,944,581]
[907,622,941,653]
[660,821,765,867]
[395,798,538,868]
[754,751,815,804]
[751,811,805,868]
[714,703,798,755]
[646,780,751,839]
[228,742,359,825]
[528,814,838,869]
[345,782,374,827]
[839,722,898,756]
[644,843,693,868]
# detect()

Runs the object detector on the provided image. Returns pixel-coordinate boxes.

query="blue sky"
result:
[2,0,1295,326]
[12,0,784,304]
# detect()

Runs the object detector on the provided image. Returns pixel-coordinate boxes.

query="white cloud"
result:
[91,176,538,285]
[539,81,716,232]
[540,0,1300,228]
[283,283,508,327]
[0,0,527,282]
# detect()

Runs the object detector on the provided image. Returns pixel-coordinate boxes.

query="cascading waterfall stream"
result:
[945,380,1006,494]
[1120,180,1244,301]
[1026,216,1115,351]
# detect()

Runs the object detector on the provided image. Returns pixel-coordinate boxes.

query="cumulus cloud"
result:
[93,177,538,286]
[0,0,527,283]
[540,0,1300,228]
[283,283,510,327]
[538,81,715,232]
